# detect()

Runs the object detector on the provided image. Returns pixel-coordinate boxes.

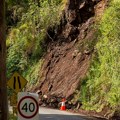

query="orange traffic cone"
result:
[60,98,66,110]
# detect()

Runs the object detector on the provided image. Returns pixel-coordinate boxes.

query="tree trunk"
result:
[0,0,8,120]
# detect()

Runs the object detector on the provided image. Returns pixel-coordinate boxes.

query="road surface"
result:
[39,107,86,120]
[9,106,97,120]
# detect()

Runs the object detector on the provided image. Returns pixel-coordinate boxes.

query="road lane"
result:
[9,105,98,120]
[39,107,86,120]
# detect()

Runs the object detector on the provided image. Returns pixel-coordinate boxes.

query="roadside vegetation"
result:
[7,0,120,118]
[80,0,120,118]
[9,114,17,120]
[6,0,65,86]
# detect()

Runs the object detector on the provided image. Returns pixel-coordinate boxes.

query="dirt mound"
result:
[33,0,107,107]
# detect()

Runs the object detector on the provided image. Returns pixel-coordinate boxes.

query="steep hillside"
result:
[7,0,120,119]
[33,0,120,119]
[33,0,108,110]
[33,0,99,97]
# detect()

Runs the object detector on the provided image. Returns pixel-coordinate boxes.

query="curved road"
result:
[9,105,98,120]
[39,107,86,120]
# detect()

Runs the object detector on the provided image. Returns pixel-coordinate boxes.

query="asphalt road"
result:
[39,107,86,120]
[9,105,98,120]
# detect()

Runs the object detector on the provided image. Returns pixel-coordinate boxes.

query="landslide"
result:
[33,0,107,108]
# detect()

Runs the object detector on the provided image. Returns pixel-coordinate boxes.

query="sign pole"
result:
[0,0,8,120]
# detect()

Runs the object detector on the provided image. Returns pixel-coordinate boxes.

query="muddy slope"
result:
[33,0,107,104]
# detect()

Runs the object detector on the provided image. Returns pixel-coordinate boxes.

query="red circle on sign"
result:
[18,96,39,119]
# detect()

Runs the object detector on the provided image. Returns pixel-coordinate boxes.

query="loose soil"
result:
[31,0,119,119]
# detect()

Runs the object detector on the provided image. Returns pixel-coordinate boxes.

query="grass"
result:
[80,0,120,118]
[9,113,17,120]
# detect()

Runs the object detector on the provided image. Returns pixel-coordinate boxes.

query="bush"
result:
[7,0,65,84]
[80,0,120,116]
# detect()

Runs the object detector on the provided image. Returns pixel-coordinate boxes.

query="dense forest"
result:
[7,0,120,119]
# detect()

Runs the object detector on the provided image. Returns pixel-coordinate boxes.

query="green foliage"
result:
[7,0,64,85]
[80,0,120,115]
[6,0,29,26]
[23,60,43,87]
[9,113,17,120]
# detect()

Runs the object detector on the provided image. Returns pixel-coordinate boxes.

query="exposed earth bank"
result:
[32,0,119,119]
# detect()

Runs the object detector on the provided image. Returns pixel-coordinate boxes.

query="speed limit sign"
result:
[18,92,39,120]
